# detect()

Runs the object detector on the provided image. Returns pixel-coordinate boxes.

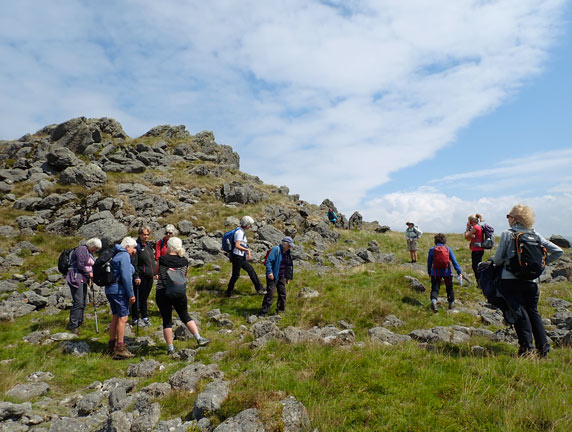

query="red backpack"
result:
[432,245,450,271]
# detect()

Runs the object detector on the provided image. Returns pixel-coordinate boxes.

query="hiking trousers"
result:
[430,276,454,303]
[131,275,153,321]
[498,279,549,354]
[471,250,484,282]
[261,276,287,315]
[68,282,87,329]
[226,253,264,295]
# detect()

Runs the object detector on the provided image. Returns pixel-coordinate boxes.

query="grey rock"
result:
[382,315,405,328]
[171,348,197,362]
[479,307,505,327]
[552,311,572,329]
[60,163,107,188]
[78,219,127,250]
[48,332,78,341]
[369,327,411,345]
[251,320,281,339]
[224,216,240,227]
[12,197,41,211]
[281,396,310,432]
[548,297,572,311]
[0,225,19,237]
[24,291,48,308]
[60,341,90,356]
[46,147,82,170]
[201,236,221,254]
[257,225,285,245]
[140,382,172,398]
[177,220,194,235]
[127,359,161,378]
[220,182,264,205]
[48,416,92,432]
[169,363,223,392]
[107,410,132,432]
[27,371,54,382]
[142,124,190,139]
[101,377,138,394]
[213,408,265,432]
[0,401,32,421]
[173,324,194,341]
[131,401,161,432]
[0,279,20,293]
[6,382,50,401]
[75,390,104,417]
[297,287,320,299]
[22,331,51,345]
[108,387,128,412]
[549,235,571,248]
[404,276,426,292]
[348,211,363,229]
[192,379,230,419]
[14,215,44,230]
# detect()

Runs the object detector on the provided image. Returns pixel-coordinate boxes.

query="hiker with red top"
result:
[427,233,463,312]
[155,224,177,261]
[465,213,485,284]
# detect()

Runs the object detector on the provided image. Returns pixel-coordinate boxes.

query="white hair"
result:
[85,238,102,250]
[167,237,185,257]
[165,224,178,235]
[120,236,137,249]
[240,215,254,228]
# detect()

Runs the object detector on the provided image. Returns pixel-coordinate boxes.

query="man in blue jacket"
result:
[106,237,137,359]
[259,237,294,316]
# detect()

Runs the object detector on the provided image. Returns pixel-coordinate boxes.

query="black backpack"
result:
[506,230,547,280]
[58,248,75,275]
[92,248,117,286]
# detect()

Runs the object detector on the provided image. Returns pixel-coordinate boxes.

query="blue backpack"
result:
[222,227,242,252]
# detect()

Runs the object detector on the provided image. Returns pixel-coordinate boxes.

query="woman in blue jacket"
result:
[105,237,137,359]
[427,233,463,312]
[259,237,294,316]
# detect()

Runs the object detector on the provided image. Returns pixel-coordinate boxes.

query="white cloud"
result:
[0,0,569,233]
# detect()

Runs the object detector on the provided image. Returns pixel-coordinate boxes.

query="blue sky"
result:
[1,0,571,235]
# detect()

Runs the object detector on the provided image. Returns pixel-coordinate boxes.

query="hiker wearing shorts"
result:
[493,204,562,357]
[259,237,294,316]
[465,213,485,284]
[226,216,265,296]
[405,222,422,263]
[427,233,463,312]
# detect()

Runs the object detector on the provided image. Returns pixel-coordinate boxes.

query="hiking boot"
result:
[113,343,134,359]
[448,301,455,310]
[167,345,176,355]
[517,346,535,358]
[132,319,139,327]
[196,336,210,347]
[104,339,116,355]
[256,289,267,295]
[431,301,438,313]
[142,317,151,326]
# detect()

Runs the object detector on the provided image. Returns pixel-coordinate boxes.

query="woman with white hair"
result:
[65,237,102,333]
[155,224,178,261]
[226,216,265,297]
[493,204,562,357]
[105,236,137,359]
[155,237,209,353]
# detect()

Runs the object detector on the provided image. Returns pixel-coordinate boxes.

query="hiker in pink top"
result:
[465,213,485,284]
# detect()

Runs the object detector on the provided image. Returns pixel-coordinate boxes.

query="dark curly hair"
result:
[434,233,447,244]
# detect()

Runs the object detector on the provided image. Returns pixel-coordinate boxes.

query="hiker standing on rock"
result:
[327,208,337,226]
[155,236,209,354]
[131,226,155,328]
[226,216,265,297]
[155,224,177,261]
[493,204,562,357]
[427,233,463,312]
[105,237,137,359]
[66,238,101,334]
[465,213,485,284]
[259,237,295,316]
[405,222,422,263]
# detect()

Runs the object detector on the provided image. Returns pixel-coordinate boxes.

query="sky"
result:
[1,0,571,236]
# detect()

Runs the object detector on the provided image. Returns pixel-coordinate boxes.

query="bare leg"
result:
[163,327,173,345]
[185,320,199,336]
[116,315,129,344]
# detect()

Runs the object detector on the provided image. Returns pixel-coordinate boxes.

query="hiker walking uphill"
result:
[225,216,265,297]
[427,233,463,312]
[465,213,486,284]
[405,222,422,263]
[493,204,562,357]
[259,237,295,317]
[131,226,155,327]
[327,208,337,226]
[155,224,177,261]
[65,238,101,334]
[105,237,137,359]
[155,236,209,354]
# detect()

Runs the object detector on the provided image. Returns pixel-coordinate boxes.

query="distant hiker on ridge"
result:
[405,222,422,263]
[427,233,463,312]
[225,216,265,297]
[327,208,337,226]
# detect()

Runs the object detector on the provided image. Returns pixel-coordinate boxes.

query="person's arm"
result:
[464,227,476,240]
[427,248,433,275]
[75,246,91,277]
[119,254,135,299]
[492,231,510,266]
[265,247,278,279]
[448,247,462,275]
[539,235,563,265]
[132,250,141,284]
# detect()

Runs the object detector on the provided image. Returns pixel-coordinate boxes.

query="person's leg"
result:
[68,283,86,329]
[412,249,418,263]
[174,296,209,346]
[260,276,276,315]
[109,314,119,341]
[226,254,242,295]
[276,277,287,313]
[522,281,549,355]
[241,259,264,293]
[499,279,534,353]
[163,327,173,345]
[430,276,441,312]
[116,315,129,344]
[472,251,484,282]
[78,282,87,326]
[444,276,454,307]
[139,276,153,319]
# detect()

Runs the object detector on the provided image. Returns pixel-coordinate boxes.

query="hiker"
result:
[131,226,155,327]
[155,224,177,261]
[226,216,265,296]
[427,233,463,312]
[105,237,137,359]
[405,222,422,263]
[327,208,337,226]
[155,236,209,353]
[493,204,562,357]
[465,213,485,284]
[259,237,295,316]
[65,238,102,334]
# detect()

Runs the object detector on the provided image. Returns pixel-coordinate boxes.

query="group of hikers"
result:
[405,204,563,357]
[64,218,294,359]
[64,203,563,359]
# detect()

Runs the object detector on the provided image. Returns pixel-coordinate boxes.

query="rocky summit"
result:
[1,117,571,431]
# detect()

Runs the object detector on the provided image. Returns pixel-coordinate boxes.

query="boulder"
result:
[348,211,363,229]
[281,396,311,432]
[192,379,230,420]
[0,401,32,421]
[78,219,128,249]
[6,382,50,401]
[404,276,426,292]
[75,390,104,417]
[369,327,411,345]
[549,235,571,248]
[127,359,161,378]
[60,163,107,188]
[46,147,83,170]
[257,224,285,245]
[169,363,223,393]
[220,182,264,204]
[0,225,19,238]
[213,408,265,432]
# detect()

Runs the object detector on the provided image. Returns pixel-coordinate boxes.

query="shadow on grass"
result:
[431,341,515,358]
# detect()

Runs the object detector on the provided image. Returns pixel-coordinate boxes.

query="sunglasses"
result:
[166,232,174,235]
[506,214,514,219]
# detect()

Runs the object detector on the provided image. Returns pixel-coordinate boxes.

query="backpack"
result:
[432,245,450,271]
[164,267,187,299]
[506,230,547,280]
[92,248,117,286]
[477,223,495,249]
[222,227,241,252]
[58,248,75,275]
[263,248,272,265]
[477,260,502,300]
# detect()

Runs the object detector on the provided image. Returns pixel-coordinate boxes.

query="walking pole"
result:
[135,283,139,339]
[90,280,99,333]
